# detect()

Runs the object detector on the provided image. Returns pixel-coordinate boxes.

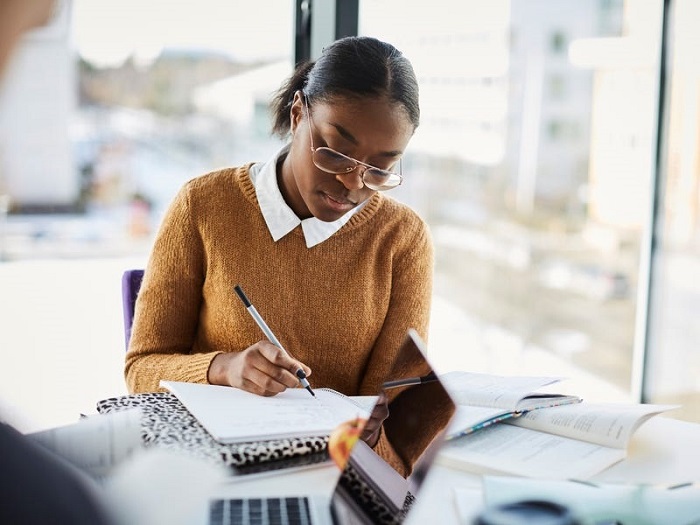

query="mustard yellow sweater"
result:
[125,164,434,397]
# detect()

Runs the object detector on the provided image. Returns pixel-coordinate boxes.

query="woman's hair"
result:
[270,36,420,138]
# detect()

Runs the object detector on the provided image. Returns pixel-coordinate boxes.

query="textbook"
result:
[439,371,582,440]
[161,380,370,444]
[438,401,677,479]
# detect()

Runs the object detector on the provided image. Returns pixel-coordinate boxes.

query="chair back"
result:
[122,269,144,351]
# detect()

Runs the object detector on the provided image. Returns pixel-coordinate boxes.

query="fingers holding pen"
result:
[258,340,312,385]
[207,342,312,396]
[232,284,313,394]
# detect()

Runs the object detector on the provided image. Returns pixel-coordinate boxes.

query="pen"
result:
[382,371,438,390]
[233,284,315,398]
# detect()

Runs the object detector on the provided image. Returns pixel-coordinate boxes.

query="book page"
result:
[28,408,143,479]
[438,423,625,479]
[161,381,370,443]
[508,403,678,448]
[439,371,565,411]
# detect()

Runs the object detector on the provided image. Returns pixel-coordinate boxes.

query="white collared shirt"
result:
[249,144,366,248]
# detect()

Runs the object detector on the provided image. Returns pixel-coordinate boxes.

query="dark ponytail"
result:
[270,36,419,139]
[270,60,314,137]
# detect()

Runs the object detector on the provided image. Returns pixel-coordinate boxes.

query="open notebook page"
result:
[161,381,369,444]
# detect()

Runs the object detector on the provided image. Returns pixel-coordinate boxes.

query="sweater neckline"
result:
[236,163,384,237]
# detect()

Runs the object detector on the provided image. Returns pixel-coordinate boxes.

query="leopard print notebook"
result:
[96,392,329,472]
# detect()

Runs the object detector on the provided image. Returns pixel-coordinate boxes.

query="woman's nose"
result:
[335,166,366,191]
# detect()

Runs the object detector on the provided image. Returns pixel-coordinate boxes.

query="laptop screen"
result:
[329,329,456,524]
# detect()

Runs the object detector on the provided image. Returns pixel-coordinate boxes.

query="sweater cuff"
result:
[202,351,225,384]
[170,351,223,389]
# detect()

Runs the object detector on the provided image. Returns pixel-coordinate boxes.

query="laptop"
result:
[203,328,456,525]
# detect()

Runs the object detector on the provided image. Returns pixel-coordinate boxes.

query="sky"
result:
[69,0,294,67]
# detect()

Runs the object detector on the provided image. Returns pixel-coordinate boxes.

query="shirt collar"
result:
[250,144,365,248]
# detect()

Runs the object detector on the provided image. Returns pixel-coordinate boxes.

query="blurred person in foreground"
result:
[0,1,114,523]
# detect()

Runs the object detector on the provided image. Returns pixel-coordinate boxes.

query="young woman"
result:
[125,36,433,404]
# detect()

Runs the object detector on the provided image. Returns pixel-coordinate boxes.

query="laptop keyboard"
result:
[209,497,313,525]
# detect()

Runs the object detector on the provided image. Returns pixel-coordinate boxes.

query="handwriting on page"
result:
[161,381,366,443]
[229,394,347,434]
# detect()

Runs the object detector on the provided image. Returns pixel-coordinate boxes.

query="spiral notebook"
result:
[160,381,371,444]
[95,391,333,473]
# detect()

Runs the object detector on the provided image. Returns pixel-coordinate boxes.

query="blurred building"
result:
[0,0,78,212]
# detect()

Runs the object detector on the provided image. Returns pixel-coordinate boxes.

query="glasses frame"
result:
[302,96,403,191]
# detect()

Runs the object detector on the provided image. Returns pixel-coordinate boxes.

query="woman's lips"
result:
[323,192,355,212]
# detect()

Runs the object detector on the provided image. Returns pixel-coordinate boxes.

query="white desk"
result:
[206,416,700,524]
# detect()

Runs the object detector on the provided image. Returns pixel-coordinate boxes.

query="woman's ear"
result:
[289,91,304,135]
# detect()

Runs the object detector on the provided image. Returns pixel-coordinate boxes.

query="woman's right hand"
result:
[207,341,312,396]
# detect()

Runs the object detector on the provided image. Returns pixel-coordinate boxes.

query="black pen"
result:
[234,285,315,398]
[382,371,438,390]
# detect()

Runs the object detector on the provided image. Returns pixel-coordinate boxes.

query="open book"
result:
[439,371,582,439]
[438,401,677,479]
[161,381,370,444]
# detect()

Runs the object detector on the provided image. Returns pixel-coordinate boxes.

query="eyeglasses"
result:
[303,97,403,191]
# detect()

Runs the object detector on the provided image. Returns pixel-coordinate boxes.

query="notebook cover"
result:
[96,392,329,470]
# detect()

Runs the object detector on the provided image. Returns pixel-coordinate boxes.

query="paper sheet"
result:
[509,402,678,448]
[438,423,626,479]
[161,381,370,443]
[28,408,143,479]
[439,371,566,410]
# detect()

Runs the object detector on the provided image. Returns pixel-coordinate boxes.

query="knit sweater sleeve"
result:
[124,179,218,393]
[356,212,434,396]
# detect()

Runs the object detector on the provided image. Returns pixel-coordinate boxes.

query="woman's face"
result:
[280,91,415,222]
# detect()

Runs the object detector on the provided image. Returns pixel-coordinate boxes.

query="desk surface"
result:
[207,416,700,524]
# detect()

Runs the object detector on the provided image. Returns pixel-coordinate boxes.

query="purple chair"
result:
[121,269,144,352]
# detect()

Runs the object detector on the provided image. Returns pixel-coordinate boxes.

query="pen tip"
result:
[233,285,251,307]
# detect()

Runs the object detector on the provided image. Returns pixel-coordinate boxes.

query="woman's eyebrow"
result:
[329,122,403,158]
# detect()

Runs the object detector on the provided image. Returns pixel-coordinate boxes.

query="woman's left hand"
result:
[361,391,389,448]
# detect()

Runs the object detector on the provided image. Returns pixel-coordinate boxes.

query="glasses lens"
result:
[313,147,356,174]
[313,147,402,191]
[363,168,401,191]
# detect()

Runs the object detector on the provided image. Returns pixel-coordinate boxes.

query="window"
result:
[645,0,700,422]
[3,0,697,428]
[0,0,295,428]
[360,0,665,407]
